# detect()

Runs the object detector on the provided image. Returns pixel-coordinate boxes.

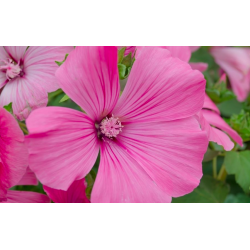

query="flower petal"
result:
[3,46,27,62]
[17,167,38,186]
[44,178,89,203]
[26,107,99,190]
[0,77,48,120]
[91,142,171,203]
[198,111,234,151]
[203,94,220,114]
[114,47,206,123]
[114,117,208,198]
[210,47,250,101]
[0,108,28,199]
[56,46,120,122]
[202,109,243,147]
[23,46,74,93]
[189,62,208,72]
[2,190,50,203]
[162,46,191,62]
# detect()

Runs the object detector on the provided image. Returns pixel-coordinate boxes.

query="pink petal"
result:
[2,190,50,203]
[3,46,27,62]
[0,77,48,121]
[113,117,208,198]
[189,62,208,72]
[26,107,99,191]
[198,111,234,151]
[56,46,120,122]
[203,94,220,114]
[44,179,89,203]
[114,47,206,123]
[91,142,172,203]
[189,46,200,52]
[23,46,74,93]
[17,167,38,186]
[210,47,250,101]
[202,109,243,147]
[0,108,28,199]
[161,46,191,62]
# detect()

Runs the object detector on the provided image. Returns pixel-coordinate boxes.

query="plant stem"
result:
[18,122,28,135]
[213,157,217,178]
[217,164,227,181]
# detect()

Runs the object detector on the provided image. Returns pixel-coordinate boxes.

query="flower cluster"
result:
[0,46,248,203]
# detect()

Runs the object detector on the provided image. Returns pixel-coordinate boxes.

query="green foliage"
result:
[224,151,250,193]
[59,94,70,103]
[206,79,235,104]
[228,110,250,141]
[117,47,135,80]
[3,102,13,114]
[172,176,229,203]
[225,193,250,203]
[55,53,69,66]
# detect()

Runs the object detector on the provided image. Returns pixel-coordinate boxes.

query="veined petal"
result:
[161,46,191,62]
[26,107,99,190]
[0,108,28,199]
[23,46,74,93]
[202,109,243,147]
[91,142,171,203]
[17,167,38,186]
[114,47,206,123]
[44,179,89,203]
[0,77,48,121]
[3,46,27,62]
[115,117,208,197]
[2,190,50,203]
[56,46,120,122]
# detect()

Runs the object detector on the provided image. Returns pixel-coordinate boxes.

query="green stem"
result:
[18,122,28,135]
[213,157,217,178]
[217,164,227,181]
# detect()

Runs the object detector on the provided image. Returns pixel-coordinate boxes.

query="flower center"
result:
[0,59,22,80]
[99,115,123,139]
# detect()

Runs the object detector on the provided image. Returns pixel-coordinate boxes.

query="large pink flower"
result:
[0,108,49,203]
[26,46,207,203]
[210,47,250,101]
[0,46,73,120]
[198,94,243,151]
[44,179,89,203]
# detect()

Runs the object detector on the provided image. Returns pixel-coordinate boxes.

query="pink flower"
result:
[43,179,90,203]
[0,46,74,120]
[0,108,49,203]
[210,47,250,101]
[26,46,207,203]
[198,94,243,151]
[137,46,208,72]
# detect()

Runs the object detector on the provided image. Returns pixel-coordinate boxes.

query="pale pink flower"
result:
[198,94,243,151]
[210,46,250,101]
[0,46,73,120]
[26,46,207,203]
[0,108,49,203]
[44,179,89,203]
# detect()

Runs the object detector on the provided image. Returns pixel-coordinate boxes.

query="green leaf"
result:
[59,94,70,103]
[3,102,13,114]
[55,53,69,66]
[172,175,229,203]
[85,169,97,200]
[224,151,250,193]
[118,47,126,63]
[203,147,219,162]
[118,64,126,80]
[225,193,250,203]
[217,98,243,117]
[228,110,250,141]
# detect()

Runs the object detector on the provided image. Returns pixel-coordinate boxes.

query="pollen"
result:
[100,115,123,139]
[0,59,22,80]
